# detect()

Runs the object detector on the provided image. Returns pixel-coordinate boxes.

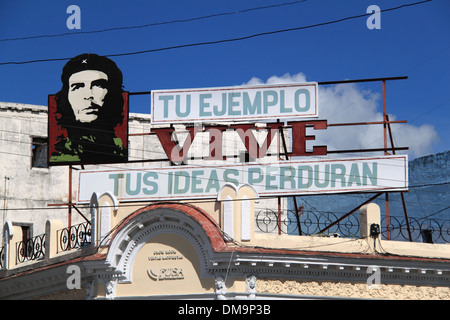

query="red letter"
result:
[288,120,327,156]
[152,126,201,164]
[204,125,228,160]
[230,123,281,159]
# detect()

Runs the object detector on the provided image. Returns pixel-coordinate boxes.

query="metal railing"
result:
[256,209,360,238]
[381,216,449,243]
[255,209,449,243]
[11,222,91,265]
[0,246,4,269]
[16,233,45,263]
[57,222,91,252]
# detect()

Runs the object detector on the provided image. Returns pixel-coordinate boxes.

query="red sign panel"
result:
[48,53,129,166]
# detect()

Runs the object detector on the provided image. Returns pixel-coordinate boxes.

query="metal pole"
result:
[278,197,282,236]
[382,80,391,242]
[277,120,282,235]
[386,115,413,242]
[383,80,388,155]
[400,193,413,242]
[385,193,390,240]
[2,176,9,225]
[278,123,303,236]
[327,120,407,127]
[319,193,383,234]
[68,165,72,249]
[318,76,408,86]
[292,197,303,236]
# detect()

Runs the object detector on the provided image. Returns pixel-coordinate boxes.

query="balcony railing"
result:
[6,222,91,267]
[381,216,450,243]
[256,209,360,238]
[256,209,449,243]
[0,246,4,269]
[57,222,91,252]
[16,233,45,264]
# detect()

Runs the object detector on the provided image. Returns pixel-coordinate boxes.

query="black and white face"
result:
[68,70,109,123]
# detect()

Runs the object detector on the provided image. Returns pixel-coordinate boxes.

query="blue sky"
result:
[0,0,449,159]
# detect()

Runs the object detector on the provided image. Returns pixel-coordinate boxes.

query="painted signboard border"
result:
[150,82,318,123]
[77,155,408,203]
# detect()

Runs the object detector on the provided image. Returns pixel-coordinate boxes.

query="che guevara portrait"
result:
[48,53,128,165]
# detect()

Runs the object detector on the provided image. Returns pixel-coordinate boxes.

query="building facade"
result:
[0,102,449,300]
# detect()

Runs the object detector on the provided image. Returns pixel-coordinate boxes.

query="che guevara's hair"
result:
[55,53,125,131]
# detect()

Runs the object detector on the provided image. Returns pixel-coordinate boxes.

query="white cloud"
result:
[243,72,439,159]
[246,72,308,85]
[390,122,439,158]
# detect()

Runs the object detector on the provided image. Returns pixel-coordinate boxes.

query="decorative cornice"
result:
[256,279,450,300]
[106,203,225,283]
[207,250,449,288]
[1,201,448,299]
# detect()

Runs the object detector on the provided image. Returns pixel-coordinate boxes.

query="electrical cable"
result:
[0,1,309,42]
[0,1,445,174]
[0,112,416,181]
[2,130,448,212]
[2,134,447,206]
[2,182,449,213]
[2,80,445,166]
[0,0,434,66]
[420,205,450,220]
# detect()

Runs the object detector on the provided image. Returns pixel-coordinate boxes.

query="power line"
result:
[0,0,433,66]
[0,1,309,43]
[421,205,450,220]
[0,114,440,188]
[2,185,450,214]
[0,110,443,194]
[0,135,413,187]
[0,105,413,169]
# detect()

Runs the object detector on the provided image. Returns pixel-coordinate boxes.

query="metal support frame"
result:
[319,193,383,234]
[48,76,412,242]
[278,121,303,235]
[68,165,72,247]
[297,76,411,239]
[386,114,413,241]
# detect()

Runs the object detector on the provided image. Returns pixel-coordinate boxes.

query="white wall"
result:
[0,102,287,244]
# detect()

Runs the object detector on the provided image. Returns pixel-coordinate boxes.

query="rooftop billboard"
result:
[48,53,128,166]
[77,155,408,203]
[151,82,318,124]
